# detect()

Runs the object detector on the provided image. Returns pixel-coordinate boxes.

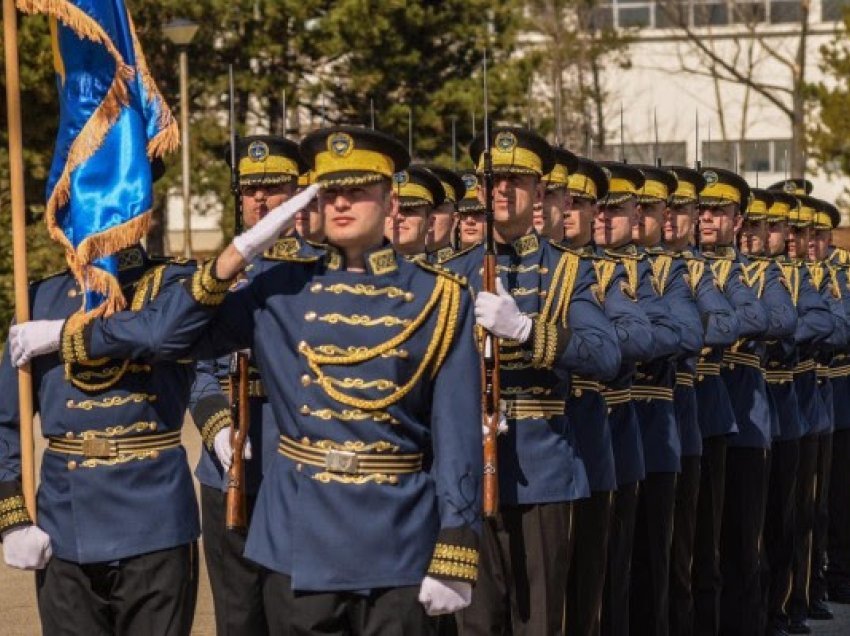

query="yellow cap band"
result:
[546,163,570,187]
[240,155,300,178]
[674,181,697,200]
[609,177,638,195]
[701,182,742,204]
[749,200,768,216]
[477,147,543,175]
[297,171,314,187]
[440,182,456,203]
[567,174,598,200]
[314,148,396,180]
[798,205,815,224]
[641,179,669,201]
[768,201,790,221]
[397,182,434,205]
[815,212,832,229]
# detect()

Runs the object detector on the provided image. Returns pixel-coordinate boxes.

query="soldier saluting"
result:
[10,125,483,634]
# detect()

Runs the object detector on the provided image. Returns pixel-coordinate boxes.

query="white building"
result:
[563,0,850,221]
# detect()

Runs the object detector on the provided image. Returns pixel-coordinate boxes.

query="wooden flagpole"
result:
[3,0,37,520]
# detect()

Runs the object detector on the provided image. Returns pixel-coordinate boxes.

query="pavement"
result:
[0,421,849,634]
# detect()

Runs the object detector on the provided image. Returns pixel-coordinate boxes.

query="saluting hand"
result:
[8,320,64,367]
[474,278,533,342]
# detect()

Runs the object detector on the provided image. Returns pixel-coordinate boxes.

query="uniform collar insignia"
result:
[702,244,736,260]
[404,252,428,263]
[605,243,639,258]
[265,236,301,259]
[559,242,595,257]
[117,246,146,271]
[324,245,342,270]
[512,233,539,257]
[435,246,454,262]
[366,245,399,276]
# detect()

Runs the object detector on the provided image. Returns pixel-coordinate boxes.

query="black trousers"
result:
[602,482,639,636]
[460,502,574,636]
[788,434,819,621]
[567,491,613,636]
[810,432,833,606]
[631,472,677,636]
[764,439,800,628]
[201,484,268,636]
[692,435,727,636]
[36,543,198,636]
[719,447,770,636]
[264,571,435,635]
[670,455,701,636]
[828,429,850,592]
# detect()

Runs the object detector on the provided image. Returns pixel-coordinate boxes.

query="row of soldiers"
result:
[0,122,848,636]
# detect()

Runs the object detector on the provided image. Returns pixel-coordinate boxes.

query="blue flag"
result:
[18,0,178,323]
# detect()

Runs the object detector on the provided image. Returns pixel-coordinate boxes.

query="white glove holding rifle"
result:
[418,576,472,615]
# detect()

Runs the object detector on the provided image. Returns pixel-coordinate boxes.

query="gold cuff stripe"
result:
[630,386,675,401]
[191,260,233,306]
[428,558,478,582]
[432,543,479,565]
[675,373,696,388]
[723,352,762,371]
[601,388,632,405]
[200,408,232,450]
[795,359,816,374]
[696,362,722,377]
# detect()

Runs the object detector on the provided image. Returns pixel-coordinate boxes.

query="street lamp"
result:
[163,18,199,258]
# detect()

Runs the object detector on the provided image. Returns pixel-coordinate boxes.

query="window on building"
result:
[773,139,792,174]
[770,0,802,22]
[730,0,767,23]
[693,0,729,25]
[740,140,770,172]
[822,0,850,21]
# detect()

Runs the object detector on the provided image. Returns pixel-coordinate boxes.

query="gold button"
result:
[573,389,583,397]
[698,375,704,381]
[311,283,323,293]
[298,341,308,352]
[67,289,78,298]
[296,463,303,471]
[67,461,77,471]
[304,311,317,322]
[729,363,735,370]
[540,267,549,274]
[301,436,310,444]
[300,405,310,415]
[404,292,415,302]
[150,450,160,460]
[301,374,311,387]
[65,431,74,439]
[148,422,157,431]
[539,290,548,298]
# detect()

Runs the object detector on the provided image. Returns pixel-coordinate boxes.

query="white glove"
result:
[2,525,52,570]
[213,427,253,471]
[474,279,533,342]
[9,320,64,367]
[482,412,509,438]
[418,575,472,616]
[232,184,320,261]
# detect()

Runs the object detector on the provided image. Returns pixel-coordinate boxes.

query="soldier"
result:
[592,162,680,636]
[0,243,203,635]
[760,186,833,635]
[628,165,707,636]
[691,168,784,636]
[562,158,656,636]
[292,169,325,244]
[190,135,314,635]
[785,193,847,633]
[11,126,482,634]
[804,199,848,624]
[386,164,445,261]
[533,146,577,242]
[442,126,621,635]
[713,186,795,635]
[663,166,743,636]
[456,172,487,250]
[426,165,466,263]
[824,205,850,606]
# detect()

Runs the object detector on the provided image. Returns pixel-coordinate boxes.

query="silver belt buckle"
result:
[325,449,359,474]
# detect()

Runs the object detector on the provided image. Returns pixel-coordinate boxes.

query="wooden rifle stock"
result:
[225,352,250,532]
[481,253,501,517]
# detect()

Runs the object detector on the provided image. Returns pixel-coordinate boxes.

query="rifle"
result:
[481,50,500,518]
[225,64,250,533]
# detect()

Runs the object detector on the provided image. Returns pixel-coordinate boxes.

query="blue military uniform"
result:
[447,128,620,635]
[0,246,202,634]
[63,126,482,634]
